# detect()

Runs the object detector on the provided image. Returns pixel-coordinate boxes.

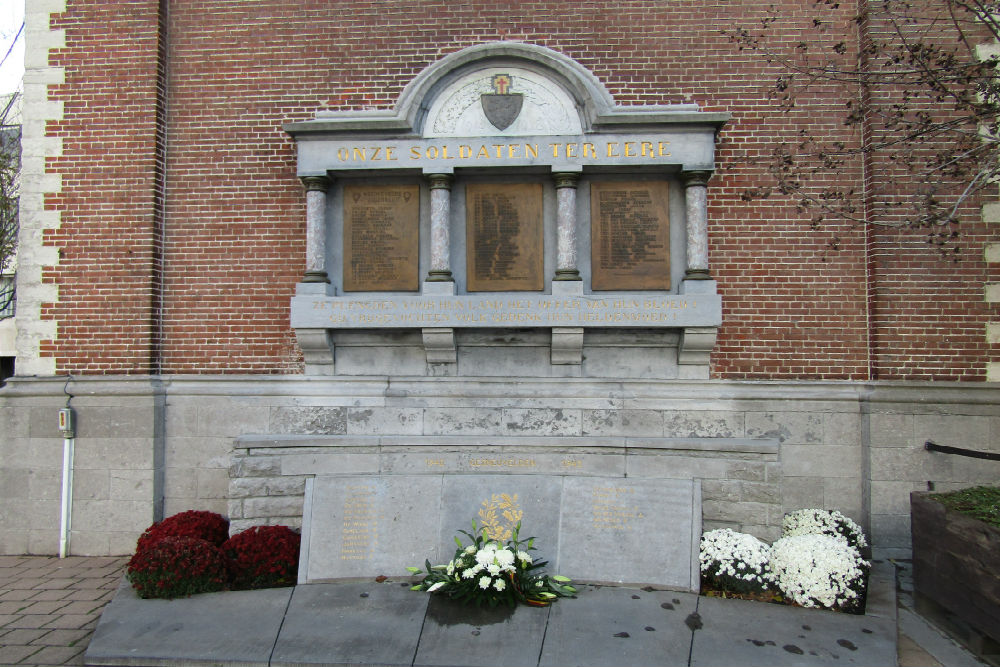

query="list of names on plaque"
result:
[591,181,670,291]
[343,184,419,292]
[590,485,644,532]
[466,183,543,292]
[340,484,378,561]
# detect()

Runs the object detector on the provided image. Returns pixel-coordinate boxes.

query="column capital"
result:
[553,171,581,189]
[301,175,331,192]
[426,173,454,190]
[680,170,712,188]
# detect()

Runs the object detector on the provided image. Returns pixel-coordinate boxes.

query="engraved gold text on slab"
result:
[343,185,419,292]
[323,140,671,164]
[591,485,644,532]
[466,183,543,292]
[340,484,378,561]
[591,181,670,291]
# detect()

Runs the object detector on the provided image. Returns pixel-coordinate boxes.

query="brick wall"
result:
[31,0,997,380]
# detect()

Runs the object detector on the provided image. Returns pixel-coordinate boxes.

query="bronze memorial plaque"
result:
[591,181,670,291]
[343,184,419,292]
[466,183,543,291]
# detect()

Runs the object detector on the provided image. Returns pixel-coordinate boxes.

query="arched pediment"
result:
[292,42,723,140]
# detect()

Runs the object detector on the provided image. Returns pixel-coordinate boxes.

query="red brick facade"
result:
[38,1,998,380]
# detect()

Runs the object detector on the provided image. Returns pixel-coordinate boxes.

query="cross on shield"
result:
[481,73,523,131]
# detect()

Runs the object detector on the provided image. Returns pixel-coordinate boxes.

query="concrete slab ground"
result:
[0,555,989,667]
[81,561,901,667]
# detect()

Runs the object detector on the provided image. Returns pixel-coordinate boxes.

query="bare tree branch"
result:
[724,0,1000,254]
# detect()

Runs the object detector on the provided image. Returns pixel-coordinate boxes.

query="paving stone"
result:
[23,644,85,665]
[0,627,50,644]
[31,627,90,647]
[0,599,32,615]
[64,588,114,602]
[0,588,39,601]
[41,613,96,630]
[0,644,41,664]
[20,599,72,615]
[26,588,73,602]
[6,613,52,629]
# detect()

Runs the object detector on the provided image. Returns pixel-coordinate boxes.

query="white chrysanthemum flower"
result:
[782,509,868,549]
[475,545,497,567]
[461,564,480,579]
[493,578,506,592]
[770,533,868,610]
[487,564,500,576]
[478,575,492,589]
[494,548,515,568]
[517,550,532,565]
[465,545,477,555]
[699,528,772,590]
[427,581,445,592]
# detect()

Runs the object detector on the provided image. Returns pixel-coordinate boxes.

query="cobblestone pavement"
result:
[0,555,981,666]
[0,556,126,666]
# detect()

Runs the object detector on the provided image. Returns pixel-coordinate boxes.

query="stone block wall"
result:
[0,378,162,555]
[2,376,997,557]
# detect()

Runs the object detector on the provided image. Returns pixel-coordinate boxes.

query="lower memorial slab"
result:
[300,474,701,590]
[271,582,428,667]
[539,586,699,667]
[84,580,291,666]
[414,596,550,667]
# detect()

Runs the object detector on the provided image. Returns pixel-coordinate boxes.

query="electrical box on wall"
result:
[58,407,75,437]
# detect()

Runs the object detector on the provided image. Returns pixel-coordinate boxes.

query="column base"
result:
[425,270,454,282]
[302,271,330,284]
[554,269,581,281]
[684,268,712,280]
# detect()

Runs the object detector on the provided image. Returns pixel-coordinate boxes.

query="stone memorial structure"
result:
[7,4,999,568]
[279,43,728,589]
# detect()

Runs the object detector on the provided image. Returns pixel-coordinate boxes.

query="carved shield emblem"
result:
[481,73,523,131]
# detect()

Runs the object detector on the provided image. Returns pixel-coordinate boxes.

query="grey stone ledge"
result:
[235,433,778,454]
[5,376,999,408]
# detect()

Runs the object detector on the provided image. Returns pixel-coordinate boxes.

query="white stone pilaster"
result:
[553,171,581,282]
[426,173,453,282]
[681,171,711,281]
[301,176,330,283]
[15,1,66,376]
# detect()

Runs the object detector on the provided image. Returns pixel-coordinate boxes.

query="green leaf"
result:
[410,585,424,590]
[454,536,463,548]
[551,575,572,583]
[405,567,422,574]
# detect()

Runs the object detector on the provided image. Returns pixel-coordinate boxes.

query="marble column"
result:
[681,171,712,280]
[553,171,582,281]
[301,175,331,283]
[426,173,454,282]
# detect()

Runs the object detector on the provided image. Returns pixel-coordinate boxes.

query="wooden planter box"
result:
[910,491,1000,657]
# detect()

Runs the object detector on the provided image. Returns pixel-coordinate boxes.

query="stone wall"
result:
[3,376,996,558]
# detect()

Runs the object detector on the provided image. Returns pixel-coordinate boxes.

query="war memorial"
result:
[1,3,998,586]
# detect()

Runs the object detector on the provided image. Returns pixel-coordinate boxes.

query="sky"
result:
[0,1,25,96]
